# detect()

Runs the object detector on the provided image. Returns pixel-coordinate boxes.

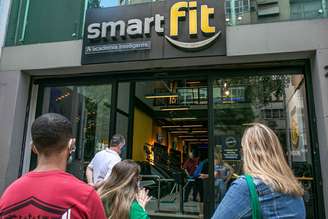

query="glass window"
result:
[34,84,112,180]
[88,0,156,8]
[272,109,280,118]
[290,0,324,19]
[115,82,131,160]
[265,109,272,119]
[116,112,129,159]
[224,0,328,26]
[88,0,120,8]
[6,0,85,46]
[212,74,315,218]
[117,82,130,114]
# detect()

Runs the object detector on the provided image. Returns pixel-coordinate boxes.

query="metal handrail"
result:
[140,175,161,211]
[140,175,177,212]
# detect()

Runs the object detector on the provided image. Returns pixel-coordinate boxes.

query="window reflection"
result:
[39,84,112,180]
[88,0,156,8]
[88,0,120,8]
[225,0,328,26]
[213,74,315,218]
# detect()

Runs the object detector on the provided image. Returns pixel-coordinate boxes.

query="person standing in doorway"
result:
[183,150,199,202]
[0,113,107,219]
[86,134,125,188]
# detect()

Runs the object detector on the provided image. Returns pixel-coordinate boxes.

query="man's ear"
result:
[68,138,76,153]
[32,144,39,155]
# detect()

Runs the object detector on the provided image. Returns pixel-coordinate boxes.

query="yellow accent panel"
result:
[201,5,215,33]
[189,2,197,35]
[132,108,153,161]
[170,1,188,36]
[188,1,197,7]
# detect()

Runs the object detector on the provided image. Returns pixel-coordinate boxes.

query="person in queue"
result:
[0,113,107,219]
[212,123,305,219]
[86,134,125,188]
[98,160,151,219]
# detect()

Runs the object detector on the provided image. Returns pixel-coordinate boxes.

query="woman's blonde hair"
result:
[98,160,140,219]
[242,123,304,196]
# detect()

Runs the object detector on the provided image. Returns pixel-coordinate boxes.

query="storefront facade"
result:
[0,0,328,218]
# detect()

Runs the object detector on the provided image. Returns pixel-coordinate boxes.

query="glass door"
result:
[210,73,317,218]
[32,83,112,180]
[132,79,210,218]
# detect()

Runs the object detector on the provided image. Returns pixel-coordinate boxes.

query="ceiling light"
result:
[162,125,181,128]
[144,94,178,99]
[186,81,201,84]
[162,124,203,128]
[172,117,197,121]
[181,135,208,138]
[192,130,208,133]
[170,131,188,134]
[160,106,189,111]
[178,135,194,138]
[183,125,203,128]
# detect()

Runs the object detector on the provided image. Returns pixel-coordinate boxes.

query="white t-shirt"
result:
[88,148,121,184]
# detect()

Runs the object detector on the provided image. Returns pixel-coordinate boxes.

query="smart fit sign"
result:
[82,0,226,65]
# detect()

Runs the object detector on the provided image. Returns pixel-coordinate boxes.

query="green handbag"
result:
[245,174,262,219]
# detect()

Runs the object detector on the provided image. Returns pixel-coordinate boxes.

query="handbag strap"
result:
[245,174,261,219]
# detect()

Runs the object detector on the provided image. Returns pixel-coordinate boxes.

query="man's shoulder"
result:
[1,175,28,195]
[106,149,121,161]
[94,149,108,157]
[4,171,94,196]
[95,149,117,159]
[53,172,95,194]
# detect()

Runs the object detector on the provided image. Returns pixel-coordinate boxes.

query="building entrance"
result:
[132,79,210,218]
[29,68,322,219]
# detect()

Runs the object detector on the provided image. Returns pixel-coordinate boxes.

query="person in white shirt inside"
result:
[86,134,125,187]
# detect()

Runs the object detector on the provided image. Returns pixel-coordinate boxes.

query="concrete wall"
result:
[0,71,30,193]
[311,48,328,215]
[0,40,82,71]
[227,19,328,56]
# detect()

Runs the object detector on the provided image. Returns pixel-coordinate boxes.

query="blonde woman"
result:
[98,160,151,219]
[212,123,305,219]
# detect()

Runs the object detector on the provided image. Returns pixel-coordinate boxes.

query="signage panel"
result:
[82,0,226,64]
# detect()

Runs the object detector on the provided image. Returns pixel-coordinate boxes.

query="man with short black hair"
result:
[86,134,125,187]
[0,113,107,219]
